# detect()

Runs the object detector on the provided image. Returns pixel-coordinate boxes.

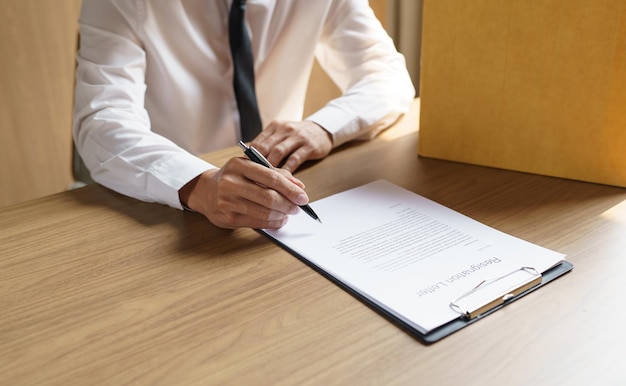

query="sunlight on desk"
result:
[377,99,420,141]
[4,97,626,385]
[600,199,626,224]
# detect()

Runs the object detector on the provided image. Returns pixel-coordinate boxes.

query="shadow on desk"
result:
[65,183,269,258]
[414,156,626,236]
[62,127,626,268]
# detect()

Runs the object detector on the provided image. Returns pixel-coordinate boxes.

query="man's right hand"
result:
[178,157,309,229]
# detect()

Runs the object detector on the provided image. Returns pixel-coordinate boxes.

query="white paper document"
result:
[263,180,566,334]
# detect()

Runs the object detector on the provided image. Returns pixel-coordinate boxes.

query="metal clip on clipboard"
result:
[449,267,542,320]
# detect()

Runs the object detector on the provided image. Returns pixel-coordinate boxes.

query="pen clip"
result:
[238,140,249,151]
[239,141,274,169]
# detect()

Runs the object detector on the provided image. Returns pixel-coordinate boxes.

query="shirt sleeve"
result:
[305,0,416,147]
[73,0,214,210]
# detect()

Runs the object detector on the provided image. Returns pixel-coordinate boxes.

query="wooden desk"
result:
[2,100,626,385]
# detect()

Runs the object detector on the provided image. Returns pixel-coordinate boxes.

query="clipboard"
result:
[261,233,573,344]
[259,179,573,345]
[423,261,573,343]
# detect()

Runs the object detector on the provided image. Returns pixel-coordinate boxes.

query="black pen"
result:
[238,141,322,223]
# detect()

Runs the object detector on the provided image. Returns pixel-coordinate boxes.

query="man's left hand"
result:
[250,120,333,172]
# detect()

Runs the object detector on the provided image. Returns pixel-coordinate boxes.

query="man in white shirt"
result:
[73,0,415,229]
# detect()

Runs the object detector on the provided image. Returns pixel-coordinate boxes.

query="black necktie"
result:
[229,0,262,142]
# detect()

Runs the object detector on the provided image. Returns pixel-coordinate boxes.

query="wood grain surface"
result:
[2,100,626,385]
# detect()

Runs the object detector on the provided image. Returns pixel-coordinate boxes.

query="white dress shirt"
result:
[73,0,415,210]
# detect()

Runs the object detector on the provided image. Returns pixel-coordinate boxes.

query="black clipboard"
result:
[422,261,573,343]
[261,231,573,344]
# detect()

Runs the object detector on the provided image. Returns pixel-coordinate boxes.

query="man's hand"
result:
[179,157,309,229]
[250,120,333,172]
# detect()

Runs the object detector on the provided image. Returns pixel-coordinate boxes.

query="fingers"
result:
[182,120,332,230]
[183,158,309,229]
[274,167,306,189]
[239,160,309,206]
[210,193,294,230]
[250,120,333,172]
[250,122,295,166]
[280,146,310,173]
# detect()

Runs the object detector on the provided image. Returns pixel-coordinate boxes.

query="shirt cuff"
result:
[305,104,363,148]
[147,153,216,210]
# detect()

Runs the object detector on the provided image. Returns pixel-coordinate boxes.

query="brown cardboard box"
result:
[418,0,626,187]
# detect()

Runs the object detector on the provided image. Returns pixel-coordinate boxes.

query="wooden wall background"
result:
[0,0,389,208]
[0,0,81,207]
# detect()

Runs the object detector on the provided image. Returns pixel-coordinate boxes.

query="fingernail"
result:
[295,193,308,206]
